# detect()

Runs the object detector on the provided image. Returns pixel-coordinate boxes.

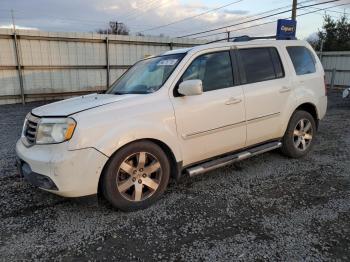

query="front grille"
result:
[23,114,39,146]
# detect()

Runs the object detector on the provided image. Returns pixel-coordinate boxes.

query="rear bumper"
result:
[318,96,328,120]
[15,140,108,197]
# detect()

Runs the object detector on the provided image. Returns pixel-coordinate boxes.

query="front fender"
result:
[67,93,183,162]
[93,121,182,161]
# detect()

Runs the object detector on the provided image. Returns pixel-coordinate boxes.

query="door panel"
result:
[170,50,246,166]
[242,78,293,145]
[236,46,295,146]
[172,86,246,166]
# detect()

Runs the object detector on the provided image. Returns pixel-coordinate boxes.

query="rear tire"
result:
[281,110,316,158]
[101,141,170,211]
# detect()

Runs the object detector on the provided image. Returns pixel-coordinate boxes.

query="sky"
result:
[0,0,349,40]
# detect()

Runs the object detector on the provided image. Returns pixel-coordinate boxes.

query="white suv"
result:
[16,40,327,211]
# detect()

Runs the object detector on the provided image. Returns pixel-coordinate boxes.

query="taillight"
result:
[324,75,327,96]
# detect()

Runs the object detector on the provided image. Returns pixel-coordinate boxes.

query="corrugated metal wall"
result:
[0,29,204,104]
[1,30,349,105]
[321,51,350,87]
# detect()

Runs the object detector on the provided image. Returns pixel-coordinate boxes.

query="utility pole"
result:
[292,0,297,20]
[227,31,230,42]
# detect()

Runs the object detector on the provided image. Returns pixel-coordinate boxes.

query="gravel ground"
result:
[0,90,349,261]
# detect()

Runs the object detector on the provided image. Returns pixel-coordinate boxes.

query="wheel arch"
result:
[97,138,182,196]
[295,102,319,129]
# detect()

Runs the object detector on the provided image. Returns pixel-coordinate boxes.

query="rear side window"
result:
[181,51,234,92]
[238,47,284,84]
[287,46,316,75]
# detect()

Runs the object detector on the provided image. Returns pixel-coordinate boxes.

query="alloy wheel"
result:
[293,118,313,151]
[116,152,162,202]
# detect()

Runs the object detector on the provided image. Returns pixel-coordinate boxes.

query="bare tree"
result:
[97,21,129,35]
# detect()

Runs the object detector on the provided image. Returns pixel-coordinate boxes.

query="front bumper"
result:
[15,140,108,197]
[17,158,58,190]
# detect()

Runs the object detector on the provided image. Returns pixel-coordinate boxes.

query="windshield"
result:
[107,53,185,95]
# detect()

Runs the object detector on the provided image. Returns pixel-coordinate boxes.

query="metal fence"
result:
[1,30,349,105]
[320,51,350,89]
[0,29,204,105]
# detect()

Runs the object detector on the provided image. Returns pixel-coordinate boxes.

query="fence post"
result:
[105,36,110,89]
[169,42,173,50]
[330,68,336,89]
[13,31,25,104]
[319,39,324,62]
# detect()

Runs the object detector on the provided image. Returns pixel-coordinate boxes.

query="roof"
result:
[162,39,309,56]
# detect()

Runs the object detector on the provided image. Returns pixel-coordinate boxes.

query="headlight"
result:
[36,117,76,144]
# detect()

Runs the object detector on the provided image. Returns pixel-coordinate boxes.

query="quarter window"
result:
[287,46,316,75]
[238,47,284,84]
[181,51,234,92]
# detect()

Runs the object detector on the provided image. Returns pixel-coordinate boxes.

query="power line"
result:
[178,0,342,38]
[166,0,313,38]
[205,2,350,43]
[117,0,160,21]
[191,0,314,39]
[120,0,171,22]
[167,0,310,37]
[299,2,349,15]
[137,0,244,33]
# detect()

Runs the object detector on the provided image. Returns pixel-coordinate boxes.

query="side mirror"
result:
[178,80,203,96]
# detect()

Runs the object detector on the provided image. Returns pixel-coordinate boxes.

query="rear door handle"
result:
[225,97,242,105]
[279,86,291,93]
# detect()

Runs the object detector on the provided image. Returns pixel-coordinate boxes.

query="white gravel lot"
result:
[0,90,349,261]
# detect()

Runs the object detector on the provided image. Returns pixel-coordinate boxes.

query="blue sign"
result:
[276,19,297,40]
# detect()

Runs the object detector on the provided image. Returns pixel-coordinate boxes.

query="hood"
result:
[32,93,139,117]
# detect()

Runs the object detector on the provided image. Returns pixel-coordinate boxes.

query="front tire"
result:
[281,110,316,158]
[101,141,170,211]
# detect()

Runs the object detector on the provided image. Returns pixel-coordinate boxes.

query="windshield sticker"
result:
[157,59,178,66]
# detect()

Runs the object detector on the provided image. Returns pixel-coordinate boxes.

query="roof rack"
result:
[231,35,276,42]
[206,35,291,44]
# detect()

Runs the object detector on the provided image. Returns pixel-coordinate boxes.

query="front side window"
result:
[239,47,284,84]
[180,51,234,92]
[108,53,185,94]
[287,46,316,75]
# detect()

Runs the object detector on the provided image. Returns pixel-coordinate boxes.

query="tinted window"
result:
[239,47,284,84]
[287,46,316,75]
[181,51,234,92]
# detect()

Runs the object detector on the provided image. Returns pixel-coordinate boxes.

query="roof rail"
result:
[206,35,277,44]
[232,35,276,42]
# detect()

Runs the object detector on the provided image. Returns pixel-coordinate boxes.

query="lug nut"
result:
[133,170,137,174]
[139,168,143,172]
[132,177,136,182]
[138,179,142,184]
[142,174,147,178]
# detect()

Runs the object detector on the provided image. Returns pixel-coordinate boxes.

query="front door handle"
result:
[279,86,291,93]
[225,97,242,105]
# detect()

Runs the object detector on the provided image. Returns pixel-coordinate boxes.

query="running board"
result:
[186,141,282,177]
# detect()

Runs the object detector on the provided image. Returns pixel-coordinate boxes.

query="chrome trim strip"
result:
[247,112,280,124]
[182,112,280,140]
[182,121,246,140]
